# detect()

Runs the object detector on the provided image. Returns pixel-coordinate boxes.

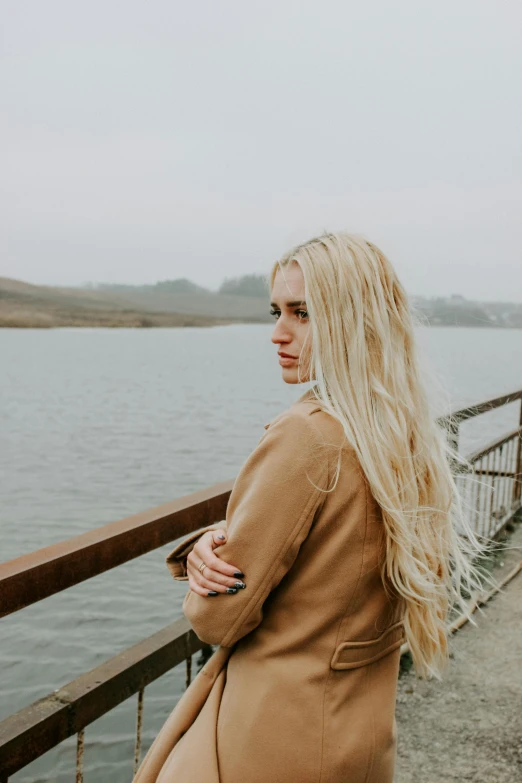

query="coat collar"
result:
[295,385,319,405]
[264,385,321,429]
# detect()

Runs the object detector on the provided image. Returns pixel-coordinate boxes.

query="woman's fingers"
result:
[188,548,241,578]
[211,529,227,546]
[187,528,246,597]
[187,558,246,593]
[191,530,244,578]
[187,571,245,596]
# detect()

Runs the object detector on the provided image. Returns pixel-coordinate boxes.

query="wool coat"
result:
[133,387,406,783]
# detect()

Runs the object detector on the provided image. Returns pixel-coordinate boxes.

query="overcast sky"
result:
[1,1,521,300]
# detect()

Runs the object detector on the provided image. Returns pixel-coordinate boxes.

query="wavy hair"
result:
[270,231,489,679]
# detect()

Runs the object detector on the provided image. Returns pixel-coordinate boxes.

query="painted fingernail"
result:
[226,587,238,594]
[233,571,244,578]
[207,590,219,596]
[234,581,246,589]
[217,534,226,540]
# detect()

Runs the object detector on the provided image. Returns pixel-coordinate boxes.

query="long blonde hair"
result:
[270,231,488,679]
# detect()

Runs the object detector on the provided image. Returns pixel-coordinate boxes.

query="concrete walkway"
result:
[395,521,522,783]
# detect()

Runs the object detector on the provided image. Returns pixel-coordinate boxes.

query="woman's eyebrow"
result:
[270,299,307,308]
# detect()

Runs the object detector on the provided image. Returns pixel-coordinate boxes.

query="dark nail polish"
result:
[226,587,238,594]
[234,581,246,589]
[233,571,244,578]
[207,590,219,596]
[217,534,225,540]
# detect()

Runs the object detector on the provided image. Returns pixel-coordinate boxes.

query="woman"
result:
[134,232,484,783]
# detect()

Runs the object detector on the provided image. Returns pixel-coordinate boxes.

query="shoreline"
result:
[0,314,270,329]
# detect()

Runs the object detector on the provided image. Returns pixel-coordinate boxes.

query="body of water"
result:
[1,325,521,782]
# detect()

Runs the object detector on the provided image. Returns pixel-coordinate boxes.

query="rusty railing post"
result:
[513,398,522,508]
[133,688,144,775]
[76,729,85,783]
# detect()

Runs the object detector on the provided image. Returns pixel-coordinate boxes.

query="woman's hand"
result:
[187,529,246,597]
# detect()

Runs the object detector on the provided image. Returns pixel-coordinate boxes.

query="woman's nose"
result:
[271,318,292,344]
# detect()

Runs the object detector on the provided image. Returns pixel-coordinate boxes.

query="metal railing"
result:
[440,389,522,539]
[1,390,521,781]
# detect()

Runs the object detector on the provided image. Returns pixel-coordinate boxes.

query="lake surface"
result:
[1,325,521,782]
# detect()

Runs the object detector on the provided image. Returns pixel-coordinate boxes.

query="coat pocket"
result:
[330,620,406,670]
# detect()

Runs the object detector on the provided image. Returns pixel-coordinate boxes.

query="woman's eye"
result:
[269,309,307,320]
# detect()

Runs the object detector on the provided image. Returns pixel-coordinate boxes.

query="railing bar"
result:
[499,443,508,531]
[491,448,497,537]
[473,456,480,538]
[0,619,204,779]
[507,437,512,509]
[479,455,487,539]
[494,445,502,533]
[133,688,145,775]
[482,452,491,536]
[501,440,510,521]
[76,729,84,783]
[475,457,483,536]
[490,451,497,535]
[488,450,496,539]
[466,426,522,465]
[511,436,517,510]
[474,469,515,477]
[514,404,522,507]
[470,458,479,536]
[509,435,516,508]
[0,481,233,619]
[441,388,522,426]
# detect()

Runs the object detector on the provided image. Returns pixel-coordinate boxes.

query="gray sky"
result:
[1,0,521,299]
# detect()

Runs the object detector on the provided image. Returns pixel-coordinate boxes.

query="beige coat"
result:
[134,387,405,783]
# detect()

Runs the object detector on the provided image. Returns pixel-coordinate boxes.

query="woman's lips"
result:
[278,353,297,366]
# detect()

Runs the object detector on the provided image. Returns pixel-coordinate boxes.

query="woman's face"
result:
[270,263,312,384]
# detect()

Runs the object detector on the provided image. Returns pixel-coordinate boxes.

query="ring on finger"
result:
[198,560,208,575]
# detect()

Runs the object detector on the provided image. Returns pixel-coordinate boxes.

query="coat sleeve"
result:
[166,522,225,581]
[179,410,331,647]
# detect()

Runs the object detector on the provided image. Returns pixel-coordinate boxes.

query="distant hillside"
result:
[83,275,272,319]
[95,278,211,295]
[0,277,239,328]
[219,274,269,297]
[89,288,271,321]
[411,294,522,328]
[81,276,272,321]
